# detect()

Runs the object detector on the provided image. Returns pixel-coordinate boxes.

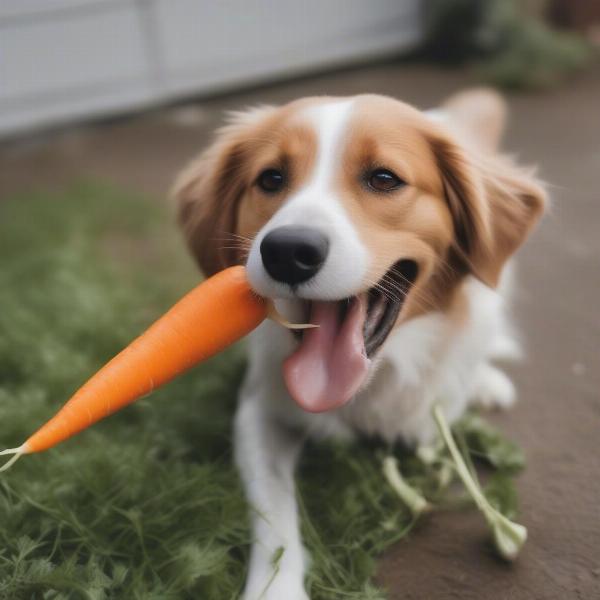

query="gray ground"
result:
[1,61,599,600]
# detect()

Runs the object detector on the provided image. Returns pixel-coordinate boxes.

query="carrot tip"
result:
[267,301,318,330]
[0,444,27,473]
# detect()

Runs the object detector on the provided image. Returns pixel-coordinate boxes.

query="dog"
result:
[173,89,546,599]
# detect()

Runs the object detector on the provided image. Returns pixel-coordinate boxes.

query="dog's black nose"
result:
[260,226,329,286]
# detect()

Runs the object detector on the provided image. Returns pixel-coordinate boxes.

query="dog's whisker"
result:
[378,271,435,311]
[214,232,253,241]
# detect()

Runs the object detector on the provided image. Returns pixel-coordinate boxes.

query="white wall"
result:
[0,0,422,138]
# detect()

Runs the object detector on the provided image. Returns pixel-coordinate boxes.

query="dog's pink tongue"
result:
[283,297,370,412]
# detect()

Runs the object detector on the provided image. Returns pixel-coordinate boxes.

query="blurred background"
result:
[0,0,597,139]
[0,1,599,599]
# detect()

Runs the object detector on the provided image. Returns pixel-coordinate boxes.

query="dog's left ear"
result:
[429,132,547,288]
[171,106,276,277]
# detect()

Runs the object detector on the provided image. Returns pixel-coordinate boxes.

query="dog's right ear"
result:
[171,106,275,277]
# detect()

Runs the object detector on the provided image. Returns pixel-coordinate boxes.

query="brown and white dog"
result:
[173,90,545,599]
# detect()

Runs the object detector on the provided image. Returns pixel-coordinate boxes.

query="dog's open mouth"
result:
[363,259,419,356]
[283,259,418,413]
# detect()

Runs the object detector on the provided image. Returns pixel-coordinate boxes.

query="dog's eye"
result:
[257,169,285,193]
[367,169,405,192]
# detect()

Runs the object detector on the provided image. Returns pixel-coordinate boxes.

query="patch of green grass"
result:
[0,183,524,599]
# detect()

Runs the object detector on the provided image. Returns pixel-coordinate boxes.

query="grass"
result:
[0,183,524,599]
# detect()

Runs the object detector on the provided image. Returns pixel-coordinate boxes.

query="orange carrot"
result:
[0,266,269,470]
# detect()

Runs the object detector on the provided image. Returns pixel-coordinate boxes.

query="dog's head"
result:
[174,93,545,412]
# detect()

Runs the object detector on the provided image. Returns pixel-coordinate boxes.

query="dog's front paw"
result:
[242,571,309,600]
[471,364,516,410]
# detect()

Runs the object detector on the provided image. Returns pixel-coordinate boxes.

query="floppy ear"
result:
[171,106,274,277]
[430,133,546,288]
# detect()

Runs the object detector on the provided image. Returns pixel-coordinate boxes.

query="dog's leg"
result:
[235,395,308,600]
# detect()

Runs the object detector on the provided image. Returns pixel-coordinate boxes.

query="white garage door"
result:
[0,0,422,138]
